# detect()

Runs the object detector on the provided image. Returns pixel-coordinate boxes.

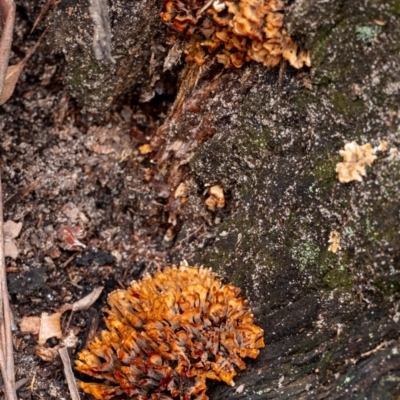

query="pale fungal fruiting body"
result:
[161,0,310,69]
[75,266,265,400]
[336,142,377,183]
[328,230,341,253]
[205,185,225,211]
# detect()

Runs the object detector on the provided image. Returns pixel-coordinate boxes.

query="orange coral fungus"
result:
[75,266,264,400]
[161,0,310,69]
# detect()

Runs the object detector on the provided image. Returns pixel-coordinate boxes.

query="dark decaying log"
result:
[38,0,400,398]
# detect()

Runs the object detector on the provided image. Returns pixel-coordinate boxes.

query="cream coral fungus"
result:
[336,141,377,183]
[328,230,341,253]
[161,0,310,69]
[75,266,265,400]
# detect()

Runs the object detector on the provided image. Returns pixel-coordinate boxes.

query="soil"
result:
[0,2,218,399]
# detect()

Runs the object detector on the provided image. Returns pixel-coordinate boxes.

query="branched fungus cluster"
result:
[76,266,265,400]
[161,0,310,68]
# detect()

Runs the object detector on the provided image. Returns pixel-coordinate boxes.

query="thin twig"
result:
[0,376,29,394]
[58,347,81,400]
[31,0,59,33]
[0,172,17,400]
[4,178,39,209]
[15,377,30,390]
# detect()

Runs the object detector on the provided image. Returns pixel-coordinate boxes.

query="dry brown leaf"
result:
[0,30,46,105]
[35,345,60,362]
[4,240,18,259]
[4,220,22,238]
[72,286,104,311]
[38,312,62,345]
[22,288,102,355]
[336,141,377,183]
[59,286,104,314]
[4,220,23,259]
[19,316,41,335]
[0,64,23,105]
[174,182,188,199]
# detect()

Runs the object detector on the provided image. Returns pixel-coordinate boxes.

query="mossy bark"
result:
[190,1,400,398]
[46,0,169,113]
[53,0,400,398]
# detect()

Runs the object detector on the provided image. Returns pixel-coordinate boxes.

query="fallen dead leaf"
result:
[35,345,60,362]
[4,220,23,259]
[4,240,19,259]
[4,220,22,238]
[38,312,62,345]
[22,287,104,364]
[0,29,47,105]
[19,316,41,335]
[174,182,188,199]
[60,286,104,313]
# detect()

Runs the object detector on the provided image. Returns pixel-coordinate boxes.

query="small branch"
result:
[0,172,17,400]
[360,341,387,358]
[59,347,81,400]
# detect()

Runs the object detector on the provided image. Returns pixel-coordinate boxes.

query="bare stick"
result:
[59,347,81,400]
[0,172,17,400]
[88,0,115,63]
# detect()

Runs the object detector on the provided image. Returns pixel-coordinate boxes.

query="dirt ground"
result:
[0,2,219,399]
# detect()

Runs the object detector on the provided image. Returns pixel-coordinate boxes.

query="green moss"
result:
[374,276,400,296]
[394,0,400,14]
[323,267,352,289]
[293,91,318,112]
[330,92,365,117]
[323,352,332,364]
[312,156,340,193]
[318,248,340,272]
[311,30,330,69]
